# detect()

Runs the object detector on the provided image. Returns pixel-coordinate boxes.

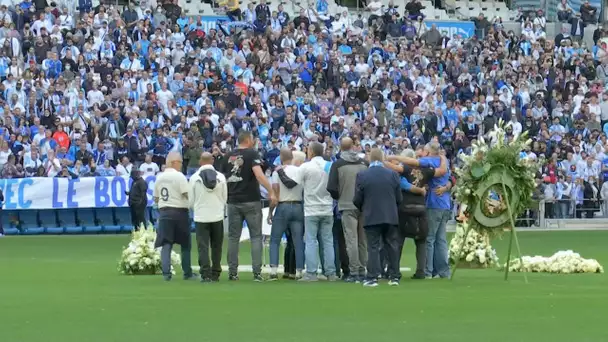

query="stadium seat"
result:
[114,207,133,232]
[39,210,62,234]
[2,210,20,235]
[78,208,102,234]
[21,210,46,235]
[182,1,198,15]
[97,208,121,233]
[4,227,19,235]
[57,209,82,234]
[2,209,19,228]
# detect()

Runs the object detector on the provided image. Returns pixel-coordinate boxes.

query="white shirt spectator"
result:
[156,89,174,109]
[116,163,133,176]
[139,161,160,178]
[45,157,61,177]
[87,89,104,106]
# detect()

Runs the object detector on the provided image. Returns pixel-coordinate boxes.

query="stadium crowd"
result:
[0,0,607,232]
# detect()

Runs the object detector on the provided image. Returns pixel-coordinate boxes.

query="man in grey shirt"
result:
[327,137,368,282]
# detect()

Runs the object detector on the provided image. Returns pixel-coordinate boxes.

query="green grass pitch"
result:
[1,231,607,342]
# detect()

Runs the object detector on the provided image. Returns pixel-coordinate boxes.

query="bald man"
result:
[327,137,369,283]
[153,152,193,281]
[189,152,227,282]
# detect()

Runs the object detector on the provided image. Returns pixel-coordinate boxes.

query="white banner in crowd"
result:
[0,176,158,210]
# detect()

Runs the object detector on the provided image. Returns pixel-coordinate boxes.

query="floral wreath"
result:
[454,120,538,236]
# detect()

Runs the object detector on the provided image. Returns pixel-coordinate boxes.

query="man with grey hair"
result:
[277,142,338,281]
[353,148,402,287]
[327,137,368,283]
[391,142,453,279]
[153,151,193,281]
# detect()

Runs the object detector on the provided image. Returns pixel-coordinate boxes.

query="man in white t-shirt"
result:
[156,82,174,110]
[153,152,193,281]
[44,149,62,177]
[139,154,160,178]
[116,156,133,176]
[267,148,304,280]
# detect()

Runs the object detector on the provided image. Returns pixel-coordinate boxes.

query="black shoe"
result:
[282,274,291,280]
[411,273,426,280]
[183,274,196,280]
[228,274,239,281]
[253,273,265,282]
[200,277,212,283]
[210,277,220,283]
[163,275,172,281]
[363,279,379,287]
[343,276,358,283]
[268,274,279,281]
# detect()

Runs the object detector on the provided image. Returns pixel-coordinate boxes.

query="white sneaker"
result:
[388,279,400,286]
[0,233,4,238]
[317,274,328,281]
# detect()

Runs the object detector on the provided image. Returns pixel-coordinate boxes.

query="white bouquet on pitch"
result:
[449,222,499,268]
[118,224,181,275]
[507,250,604,274]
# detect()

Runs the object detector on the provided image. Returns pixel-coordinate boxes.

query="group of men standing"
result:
[150,131,454,286]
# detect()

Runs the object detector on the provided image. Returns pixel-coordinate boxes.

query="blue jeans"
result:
[269,203,304,270]
[304,215,336,276]
[426,208,451,278]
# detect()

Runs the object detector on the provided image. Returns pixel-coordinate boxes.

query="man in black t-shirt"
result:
[386,149,448,279]
[220,131,276,282]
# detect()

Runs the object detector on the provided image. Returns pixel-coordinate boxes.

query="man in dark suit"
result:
[126,170,148,231]
[569,13,586,42]
[353,148,402,287]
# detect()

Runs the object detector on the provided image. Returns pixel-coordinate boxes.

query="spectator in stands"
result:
[580,0,597,24]
[405,0,424,20]
[471,13,491,39]
[557,1,574,22]
[139,153,160,178]
[116,156,133,176]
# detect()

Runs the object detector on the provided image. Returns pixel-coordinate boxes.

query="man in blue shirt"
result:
[392,142,452,279]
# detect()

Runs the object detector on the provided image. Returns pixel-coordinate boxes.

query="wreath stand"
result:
[451,170,528,283]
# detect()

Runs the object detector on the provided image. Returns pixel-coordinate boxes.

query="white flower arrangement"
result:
[118,224,181,275]
[453,119,538,236]
[449,221,499,268]
[507,250,604,274]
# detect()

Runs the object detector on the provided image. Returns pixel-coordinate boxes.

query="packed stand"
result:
[0,0,605,221]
